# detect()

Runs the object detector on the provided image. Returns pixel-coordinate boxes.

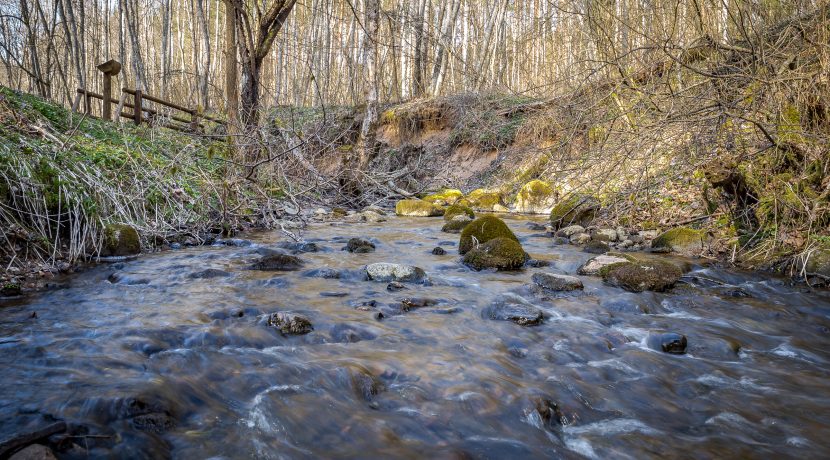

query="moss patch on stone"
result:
[601,260,682,292]
[465,189,505,211]
[459,216,520,254]
[462,237,526,271]
[395,199,445,217]
[442,219,471,233]
[651,227,706,255]
[549,194,599,229]
[514,179,556,214]
[101,223,141,256]
[444,204,475,221]
[422,189,463,205]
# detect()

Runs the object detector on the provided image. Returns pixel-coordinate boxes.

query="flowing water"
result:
[2,215,830,459]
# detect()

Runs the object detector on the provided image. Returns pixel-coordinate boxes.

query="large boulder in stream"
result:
[601,259,682,292]
[577,254,630,276]
[465,189,506,212]
[459,216,520,254]
[463,237,526,271]
[422,188,464,205]
[532,273,583,291]
[395,199,444,217]
[514,180,557,214]
[802,247,830,279]
[365,263,428,283]
[549,194,599,229]
[650,227,706,256]
[100,223,141,257]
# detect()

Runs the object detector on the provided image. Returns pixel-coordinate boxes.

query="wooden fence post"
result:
[134,90,143,125]
[84,90,91,115]
[96,60,122,121]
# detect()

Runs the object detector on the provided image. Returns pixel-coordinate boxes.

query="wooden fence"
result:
[71,59,225,133]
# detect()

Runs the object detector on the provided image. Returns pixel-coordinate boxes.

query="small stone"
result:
[366,263,428,283]
[525,258,551,268]
[10,444,57,460]
[345,238,376,253]
[431,247,447,255]
[188,268,230,279]
[592,228,618,242]
[251,254,304,271]
[558,225,585,237]
[647,332,687,354]
[483,301,544,326]
[387,281,407,291]
[267,312,314,335]
[583,240,610,254]
[619,239,634,248]
[532,273,584,291]
[569,233,591,245]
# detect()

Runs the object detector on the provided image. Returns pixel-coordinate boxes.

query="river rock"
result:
[188,268,230,279]
[9,444,57,460]
[432,247,447,255]
[251,253,304,271]
[514,180,557,214]
[651,227,706,256]
[395,199,444,217]
[602,260,682,292]
[346,210,386,223]
[101,223,141,257]
[647,332,687,354]
[387,281,407,291]
[532,273,584,291]
[366,263,428,283]
[549,194,599,229]
[303,268,342,279]
[459,216,520,254]
[345,238,376,253]
[1,282,22,296]
[267,312,314,335]
[592,228,618,242]
[577,254,630,275]
[444,204,475,221]
[462,237,526,271]
[557,225,585,237]
[442,216,472,233]
[276,241,319,253]
[569,233,591,245]
[483,300,544,326]
[583,240,610,254]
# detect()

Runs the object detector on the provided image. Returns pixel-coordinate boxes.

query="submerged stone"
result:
[250,253,304,271]
[345,238,376,253]
[647,332,688,354]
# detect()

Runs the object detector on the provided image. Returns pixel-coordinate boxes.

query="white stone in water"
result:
[365,263,427,283]
[577,254,629,276]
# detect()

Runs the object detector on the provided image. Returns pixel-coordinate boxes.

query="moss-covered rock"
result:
[803,247,830,278]
[395,199,445,217]
[441,218,471,234]
[514,180,557,214]
[422,189,463,205]
[1,282,22,296]
[462,237,526,271]
[465,189,505,211]
[651,227,706,256]
[101,224,141,256]
[444,204,475,221]
[459,216,520,254]
[549,194,599,229]
[601,260,682,292]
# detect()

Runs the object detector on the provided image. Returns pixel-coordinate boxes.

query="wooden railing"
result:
[71,59,226,133]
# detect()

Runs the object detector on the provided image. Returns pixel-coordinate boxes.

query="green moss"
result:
[422,189,463,204]
[651,227,705,255]
[465,189,504,211]
[459,216,519,254]
[102,223,141,256]
[462,237,526,271]
[444,204,475,221]
[0,282,22,296]
[601,260,682,292]
[549,194,599,229]
[515,179,556,213]
[395,199,445,217]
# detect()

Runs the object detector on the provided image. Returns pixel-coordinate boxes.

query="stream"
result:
[1,215,830,459]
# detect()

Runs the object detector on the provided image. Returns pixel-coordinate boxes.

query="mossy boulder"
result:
[395,199,445,217]
[101,224,141,257]
[462,237,526,271]
[1,282,22,296]
[803,247,830,278]
[550,194,599,229]
[651,227,706,256]
[444,204,475,221]
[459,216,520,254]
[442,217,472,233]
[422,189,463,205]
[601,260,682,292]
[465,189,506,212]
[514,180,557,214]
